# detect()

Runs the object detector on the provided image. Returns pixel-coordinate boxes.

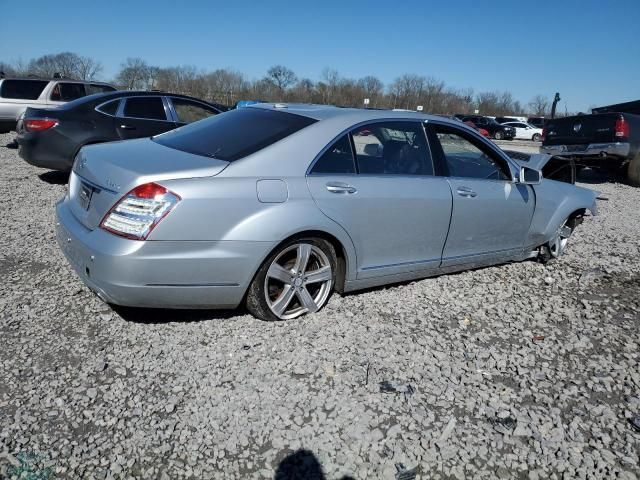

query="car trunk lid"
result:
[68,138,229,230]
[543,113,623,146]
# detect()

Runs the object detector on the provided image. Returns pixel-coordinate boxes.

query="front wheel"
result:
[532,133,542,142]
[494,131,504,140]
[246,238,337,321]
[538,218,575,263]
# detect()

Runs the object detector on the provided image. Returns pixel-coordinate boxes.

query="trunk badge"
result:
[105,179,121,191]
[573,123,582,133]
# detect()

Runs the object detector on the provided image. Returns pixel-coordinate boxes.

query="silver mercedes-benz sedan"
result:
[56,104,598,321]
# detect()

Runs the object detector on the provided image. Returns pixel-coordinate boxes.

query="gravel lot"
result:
[1,132,639,480]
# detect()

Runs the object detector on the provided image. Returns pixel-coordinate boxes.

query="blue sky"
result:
[1,0,639,112]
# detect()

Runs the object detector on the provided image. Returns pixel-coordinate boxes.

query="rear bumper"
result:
[540,142,631,159]
[56,198,274,309]
[17,130,76,171]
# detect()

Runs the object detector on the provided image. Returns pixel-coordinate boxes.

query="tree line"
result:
[1,52,552,116]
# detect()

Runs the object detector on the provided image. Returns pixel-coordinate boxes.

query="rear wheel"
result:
[628,153,640,186]
[246,238,337,321]
[532,133,542,142]
[494,131,504,140]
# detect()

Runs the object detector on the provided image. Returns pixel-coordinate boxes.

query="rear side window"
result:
[0,80,48,100]
[311,135,355,174]
[123,97,167,120]
[87,84,116,95]
[171,98,218,123]
[153,108,317,161]
[50,83,86,102]
[96,99,120,116]
[352,122,433,175]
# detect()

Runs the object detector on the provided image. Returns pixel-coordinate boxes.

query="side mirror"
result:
[519,166,542,185]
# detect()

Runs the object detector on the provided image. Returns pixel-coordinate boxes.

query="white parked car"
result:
[503,121,543,142]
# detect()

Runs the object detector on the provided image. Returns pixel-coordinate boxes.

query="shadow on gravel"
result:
[576,167,630,186]
[39,170,70,185]
[274,449,355,480]
[112,305,242,324]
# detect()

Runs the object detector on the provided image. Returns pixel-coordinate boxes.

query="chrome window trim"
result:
[94,98,122,117]
[306,118,437,177]
[118,95,174,123]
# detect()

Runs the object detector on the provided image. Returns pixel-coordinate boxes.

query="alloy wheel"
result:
[264,243,333,320]
[549,221,572,258]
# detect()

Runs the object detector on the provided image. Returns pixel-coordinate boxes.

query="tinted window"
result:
[50,83,86,101]
[432,125,509,180]
[96,99,119,116]
[87,84,116,95]
[311,135,355,174]
[153,108,317,161]
[171,98,218,123]
[0,80,48,100]
[351,122,433,175]
[123,97,166,120]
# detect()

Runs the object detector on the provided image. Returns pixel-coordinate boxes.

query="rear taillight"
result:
[24,118,59,132]
[615,116,630,139]
[541,127,546,142]
[100,182,180,240]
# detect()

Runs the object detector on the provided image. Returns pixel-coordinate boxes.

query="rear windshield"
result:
[153,107,317,161]
[0,79,49,100]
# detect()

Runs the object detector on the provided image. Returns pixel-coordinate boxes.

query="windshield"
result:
[153,107,317,161]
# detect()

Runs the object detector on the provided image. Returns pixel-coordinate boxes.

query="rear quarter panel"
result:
[152,175,359,280]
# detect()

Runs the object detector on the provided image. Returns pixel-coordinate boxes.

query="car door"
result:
[306,121,452,279]
[169,97,219,126]
[116,96,176,140]
[427,123,535,268]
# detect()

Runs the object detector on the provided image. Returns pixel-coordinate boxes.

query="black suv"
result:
[456,115,515,140]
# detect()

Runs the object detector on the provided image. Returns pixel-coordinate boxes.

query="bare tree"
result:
[528,95,549,116]
[115,58,154,90]
[357,76,384,107]
[27,52,102,80]
[265,65,297,92]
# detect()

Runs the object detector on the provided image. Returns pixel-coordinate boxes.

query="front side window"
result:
[153,108,317,161]
[0,80,48,100]
[50,83,86,102]
[352,122,433,175]
[171,98,218,123]
[311,135,355,174]
[432,125,510,180]
[123,97,167,120]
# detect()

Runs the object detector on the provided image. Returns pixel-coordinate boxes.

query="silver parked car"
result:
[56,104,598,321]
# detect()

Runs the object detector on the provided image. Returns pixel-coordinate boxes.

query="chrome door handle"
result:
[326,182,357,194]
[119,124,136,130]
[456,187,477,198]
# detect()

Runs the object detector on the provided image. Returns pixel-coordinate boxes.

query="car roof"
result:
[0,77,113,85]
[68,90,220,107]
[248,102,454,124]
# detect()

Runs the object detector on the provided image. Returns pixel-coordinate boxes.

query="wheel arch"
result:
[251,229,352,294]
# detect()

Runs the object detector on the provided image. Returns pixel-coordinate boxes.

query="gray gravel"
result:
[1,132,639,480]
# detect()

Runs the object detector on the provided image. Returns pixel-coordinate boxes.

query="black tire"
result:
[532,133,542,142]
[628,153,640,186]
[246,237,337,321]
[494,131,503,140]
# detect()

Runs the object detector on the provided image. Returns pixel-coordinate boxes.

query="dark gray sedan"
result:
[17,91,223,171]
